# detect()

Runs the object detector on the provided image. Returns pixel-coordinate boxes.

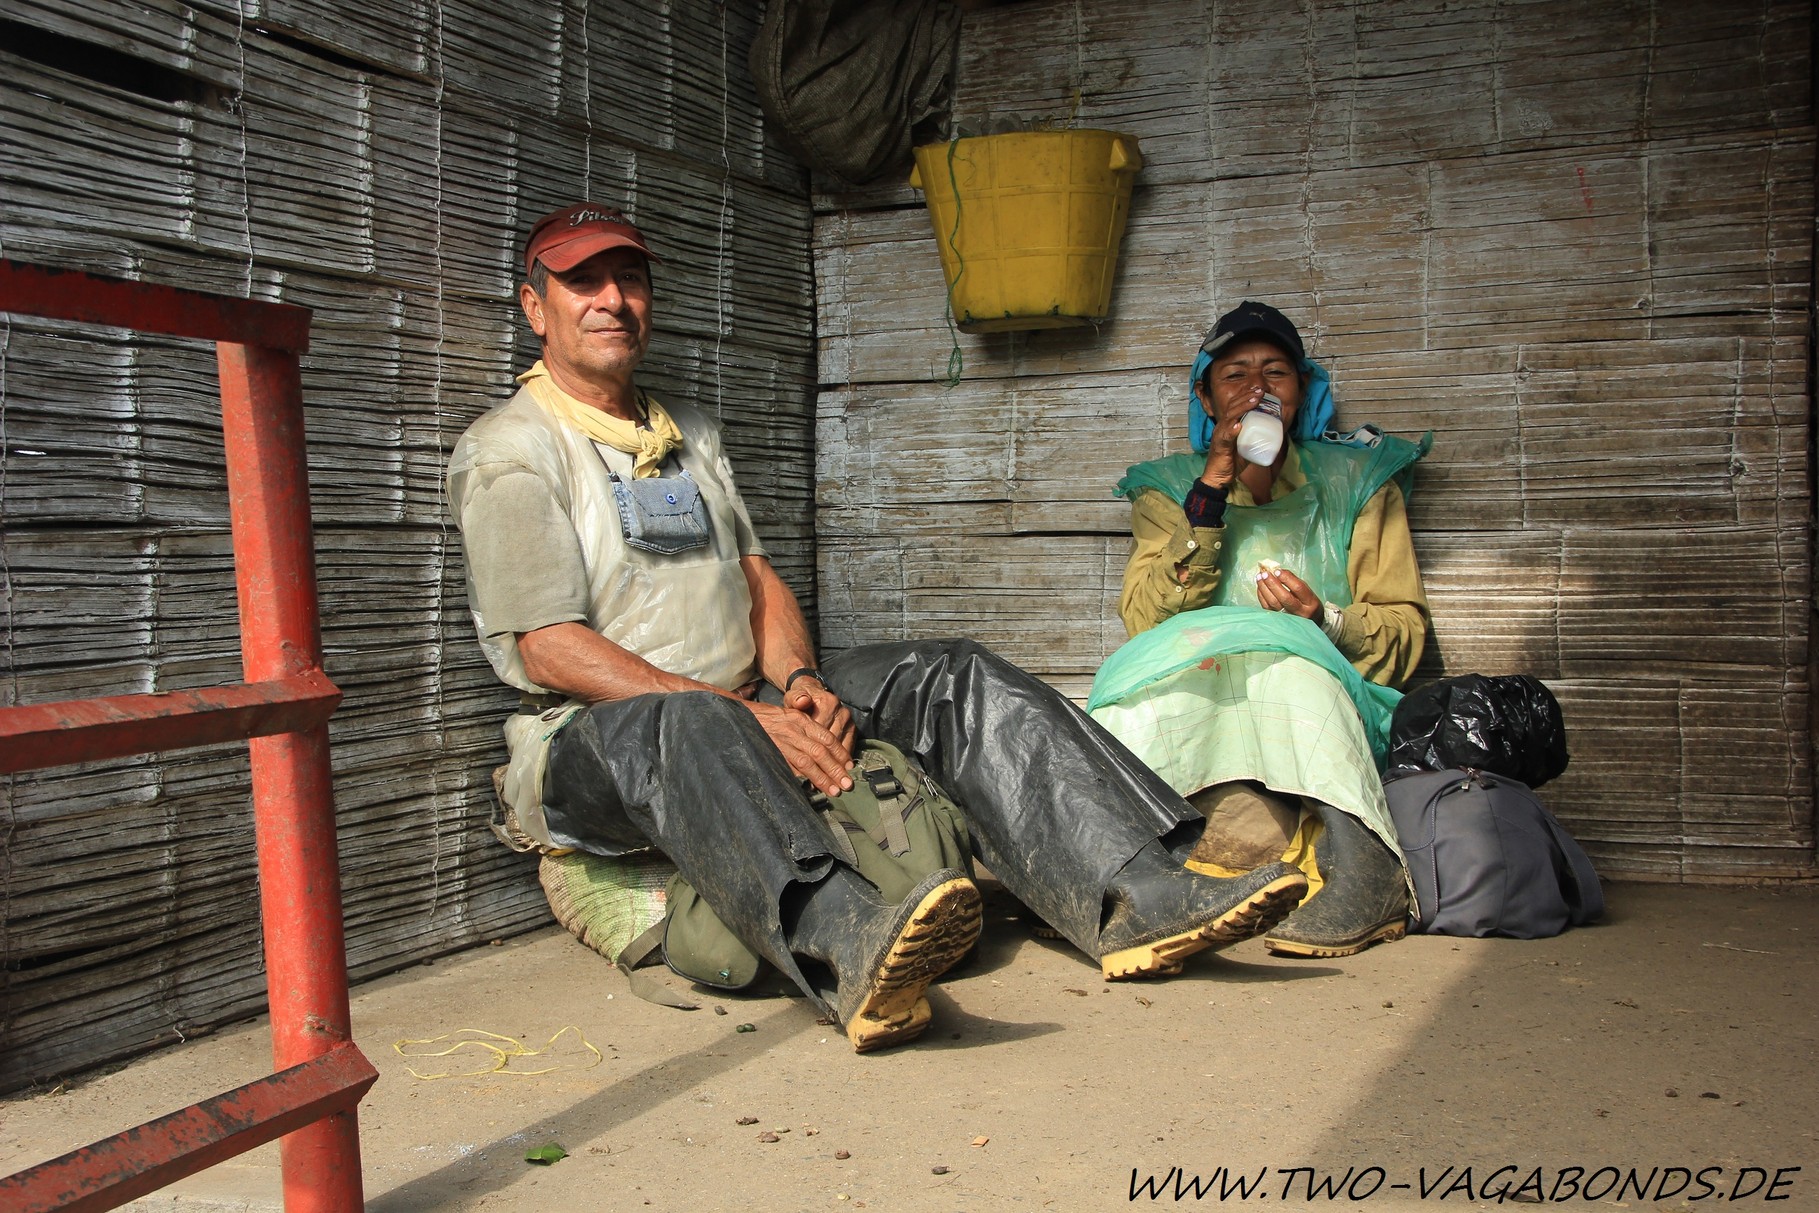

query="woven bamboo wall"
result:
[813,0,1817,882]
[0,0,814,1089]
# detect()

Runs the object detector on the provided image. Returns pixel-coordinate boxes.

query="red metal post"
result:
[217,340,366,1213]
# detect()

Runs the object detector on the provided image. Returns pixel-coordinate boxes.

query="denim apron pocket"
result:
[608,468,711,555]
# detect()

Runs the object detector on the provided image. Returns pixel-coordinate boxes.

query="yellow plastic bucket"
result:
[910,130,1143,333]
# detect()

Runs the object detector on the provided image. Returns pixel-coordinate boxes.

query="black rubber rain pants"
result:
[541,639,1199,996]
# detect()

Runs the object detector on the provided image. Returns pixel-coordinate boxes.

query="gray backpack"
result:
[1383,769,1603,938]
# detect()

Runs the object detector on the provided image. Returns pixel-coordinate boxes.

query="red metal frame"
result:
[0,261,374,1213]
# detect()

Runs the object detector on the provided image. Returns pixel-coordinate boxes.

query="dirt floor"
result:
[3,880,1816,1213]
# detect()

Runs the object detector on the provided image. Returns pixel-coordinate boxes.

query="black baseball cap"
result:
[1198,300,1305,363]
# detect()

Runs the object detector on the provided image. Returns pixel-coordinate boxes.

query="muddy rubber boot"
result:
[785,866,982,1053]
[1263,801,1409,958]
[1097,844,1308,980]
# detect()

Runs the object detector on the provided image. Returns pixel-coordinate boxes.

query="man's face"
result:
[1197,336,1304,430]
[520,247,653,390]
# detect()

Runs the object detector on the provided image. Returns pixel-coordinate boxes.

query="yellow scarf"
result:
[518,360,684,479]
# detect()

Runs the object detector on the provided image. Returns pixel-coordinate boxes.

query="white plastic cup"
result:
[1235,393,1285,465]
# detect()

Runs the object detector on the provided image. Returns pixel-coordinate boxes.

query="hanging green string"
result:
[939,138,966,387]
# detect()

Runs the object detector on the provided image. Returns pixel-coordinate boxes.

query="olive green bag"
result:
[623,739,972,1000]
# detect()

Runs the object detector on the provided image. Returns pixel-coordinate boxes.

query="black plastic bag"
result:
[1387,674,1569,789]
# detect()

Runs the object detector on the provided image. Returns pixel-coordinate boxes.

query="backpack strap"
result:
[810,747,916,861]
[811,800,864,866]
[862,762,917,858]
[615,920,703,1010]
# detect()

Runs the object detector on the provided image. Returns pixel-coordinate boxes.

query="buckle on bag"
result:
[864,767,903,801]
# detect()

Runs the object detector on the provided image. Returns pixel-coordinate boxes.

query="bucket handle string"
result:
[939,138,965,387]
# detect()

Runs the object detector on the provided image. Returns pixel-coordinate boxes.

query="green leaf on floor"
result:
[524,1142,568,1165]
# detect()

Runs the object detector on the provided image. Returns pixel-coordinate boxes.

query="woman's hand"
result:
[1257,566,1322,621]
[1200,384,1269,488]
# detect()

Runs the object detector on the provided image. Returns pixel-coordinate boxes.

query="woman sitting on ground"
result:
[1088,301,1429,957]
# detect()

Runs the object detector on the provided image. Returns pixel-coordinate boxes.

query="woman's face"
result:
[1196,336,1305,432]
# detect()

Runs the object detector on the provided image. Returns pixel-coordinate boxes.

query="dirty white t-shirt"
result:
[447,383,767,845]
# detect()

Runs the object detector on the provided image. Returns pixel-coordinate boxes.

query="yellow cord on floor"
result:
[393,1027,603,1080]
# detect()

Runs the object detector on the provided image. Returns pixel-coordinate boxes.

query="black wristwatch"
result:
[783,666,825,693]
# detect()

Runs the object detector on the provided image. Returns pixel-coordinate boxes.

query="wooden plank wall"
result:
[813,0,1816,883]
[0,0,813,1089]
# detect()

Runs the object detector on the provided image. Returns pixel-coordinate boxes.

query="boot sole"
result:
[1264,919,1408,959]
[848,877,983,1053]
[1099,873,1306,981]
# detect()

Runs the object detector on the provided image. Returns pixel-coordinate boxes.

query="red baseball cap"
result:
[523,203,660,278]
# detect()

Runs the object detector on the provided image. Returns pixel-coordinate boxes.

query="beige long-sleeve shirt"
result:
[1118,450,1429,688]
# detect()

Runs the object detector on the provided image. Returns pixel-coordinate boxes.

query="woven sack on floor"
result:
[539,850,677,964]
